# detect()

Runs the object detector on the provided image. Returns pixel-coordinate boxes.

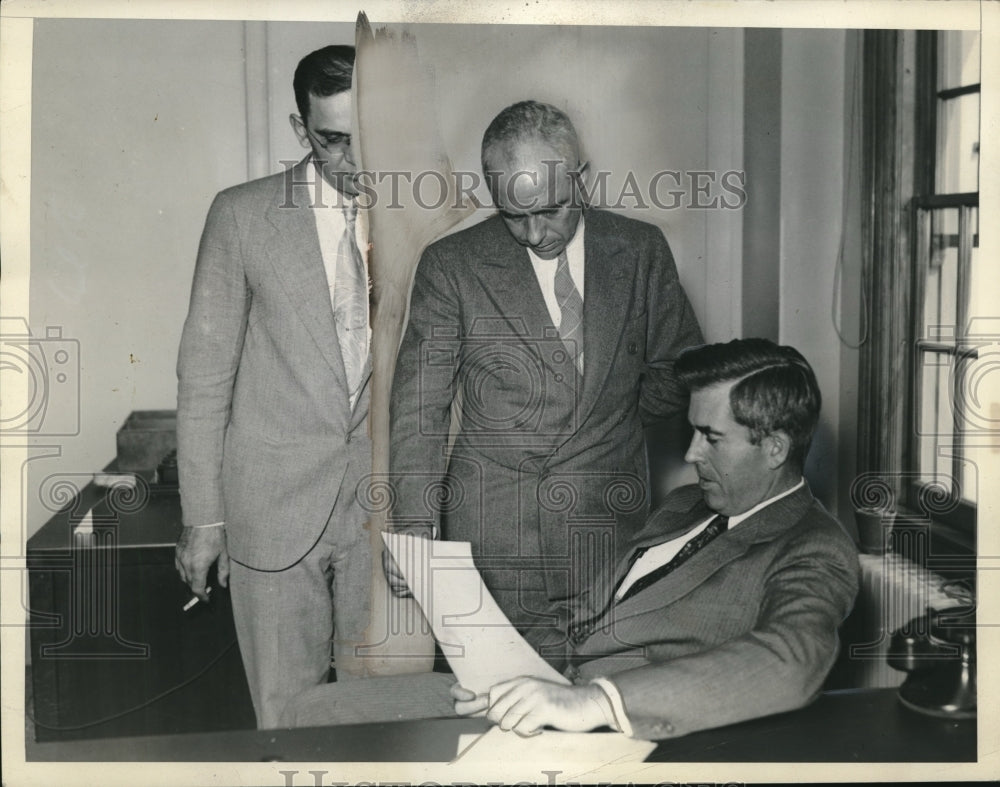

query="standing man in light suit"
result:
[386,101,703,640]
[174,45,373,728]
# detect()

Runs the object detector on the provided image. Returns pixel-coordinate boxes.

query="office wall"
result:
[734,28,862,521]
[25,20,737,537]
[27,20,249,537]
[260,21,733,332]
[777,29,861,521]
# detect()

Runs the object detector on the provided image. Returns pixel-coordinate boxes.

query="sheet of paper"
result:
[452,727,656,778]
[382,532,570,693]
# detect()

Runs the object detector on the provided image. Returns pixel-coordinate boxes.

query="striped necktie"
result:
[333,203,369,400]
[554,250,584,374]
[615,515,730,604]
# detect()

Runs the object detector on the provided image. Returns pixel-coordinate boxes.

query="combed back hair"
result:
[481,100,580,175]
[293,45,355,122]
[675,338,822,470]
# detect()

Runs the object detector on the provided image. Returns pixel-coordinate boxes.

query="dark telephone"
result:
[888,605,976,719]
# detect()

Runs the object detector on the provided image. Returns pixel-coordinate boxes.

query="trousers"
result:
[229,507,372,728]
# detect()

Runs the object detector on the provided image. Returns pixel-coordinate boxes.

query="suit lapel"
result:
[263,157,350,395]
[576,211,636,423]
[610,485,817,622]
[570,491,711,626]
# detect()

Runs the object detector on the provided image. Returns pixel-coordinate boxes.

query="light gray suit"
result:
[535,482,860,739]
[177,155,372,727]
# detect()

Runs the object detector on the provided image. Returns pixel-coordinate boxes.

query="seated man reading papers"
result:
[284,339,860,740]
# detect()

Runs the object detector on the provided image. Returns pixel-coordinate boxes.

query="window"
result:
[909,30,980,533]
[857,29,980,551]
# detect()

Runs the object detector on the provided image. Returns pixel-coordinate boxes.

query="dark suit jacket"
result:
[389,208,702,627]
[177,156,371,570]
[529,482,861,740]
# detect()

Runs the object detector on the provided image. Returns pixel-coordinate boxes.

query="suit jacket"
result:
[177,156,371,570]
[529,482,861,740]
[389,208,703,625]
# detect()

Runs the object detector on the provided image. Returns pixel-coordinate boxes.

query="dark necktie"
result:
[615,515,730,604]
[553,250,584,374]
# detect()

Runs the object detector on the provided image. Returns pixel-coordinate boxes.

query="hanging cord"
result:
[832,34,870,350]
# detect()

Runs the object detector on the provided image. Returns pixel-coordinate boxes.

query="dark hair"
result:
[293,45,355,122]
[675,338,822,470]
[480,100,580,175]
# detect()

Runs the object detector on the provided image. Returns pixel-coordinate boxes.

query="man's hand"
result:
[381,526,437,598]
[381,547,412,598]
[175,526,229,602]
[451,678,617,736]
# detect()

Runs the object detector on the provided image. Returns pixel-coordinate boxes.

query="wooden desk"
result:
[29,688,975,762]
[27,467,256,741]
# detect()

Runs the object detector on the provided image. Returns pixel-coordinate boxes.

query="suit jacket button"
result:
[345,435,352,444]
[627,341,638,354]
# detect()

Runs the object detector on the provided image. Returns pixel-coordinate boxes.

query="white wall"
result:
[777,29,859,518]
[27,19,249,536]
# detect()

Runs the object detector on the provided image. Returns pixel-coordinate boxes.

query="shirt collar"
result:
[727,477,805,529]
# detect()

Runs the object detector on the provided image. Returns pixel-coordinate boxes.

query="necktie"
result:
[554,250,584,374]
[334,203,369,399]
[615,515,730,604]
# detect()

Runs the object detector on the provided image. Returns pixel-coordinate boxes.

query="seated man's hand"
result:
[452,677,617,736]
[450,683,489,717]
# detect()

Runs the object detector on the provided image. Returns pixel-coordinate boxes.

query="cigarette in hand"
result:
[182,586,212,611]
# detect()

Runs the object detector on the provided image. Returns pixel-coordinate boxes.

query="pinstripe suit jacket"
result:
[176,156,371,570]
[528,482,860,740]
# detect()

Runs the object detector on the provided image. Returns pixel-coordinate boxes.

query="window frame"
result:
[903,30,979,535]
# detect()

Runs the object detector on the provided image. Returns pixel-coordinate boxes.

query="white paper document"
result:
[452,728,657,778]
[382,532,655,773]
[382,532,569,693]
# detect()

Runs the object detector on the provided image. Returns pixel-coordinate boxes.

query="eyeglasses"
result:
[306,127,352,153]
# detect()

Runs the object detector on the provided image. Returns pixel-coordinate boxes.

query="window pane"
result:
[967,207,981,331]
[936,91,980,193]
[923,208,959,338]
[938,30,980,91]
[917,350,954,485]
[955,358,977,505]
